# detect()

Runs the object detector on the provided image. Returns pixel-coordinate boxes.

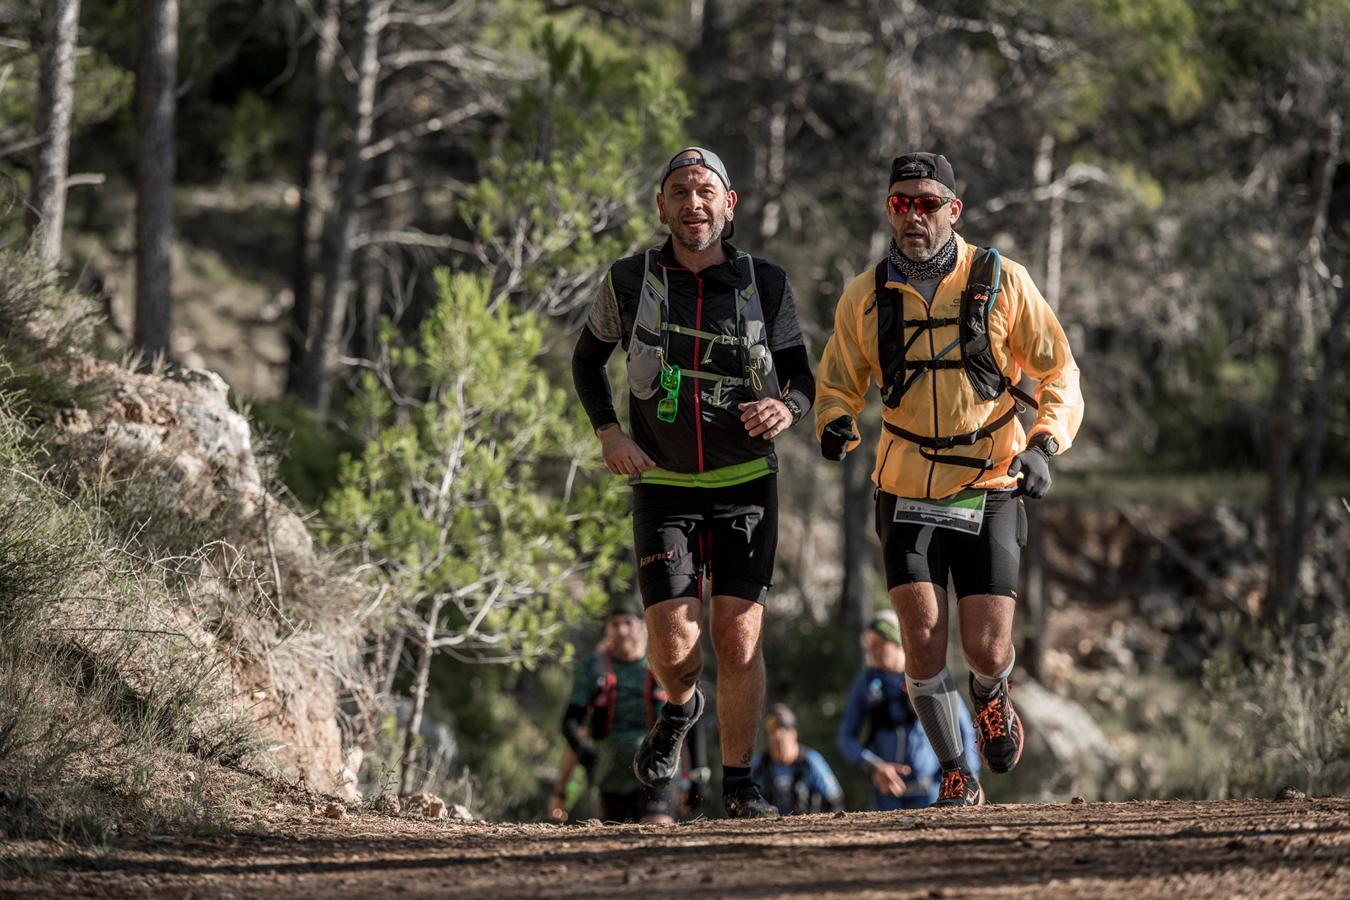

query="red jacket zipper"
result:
[693,272,705,473]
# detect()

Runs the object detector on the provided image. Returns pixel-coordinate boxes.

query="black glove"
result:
[576,741,598,772]
[820,415,859,461]
[1008,433,1056,499]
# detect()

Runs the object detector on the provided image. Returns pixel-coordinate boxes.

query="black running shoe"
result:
[633,688,704,787]
[722,778,779,819]
[933,767,986,807]
[969,673,1025,774]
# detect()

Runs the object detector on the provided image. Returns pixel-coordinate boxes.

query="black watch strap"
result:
[1028,432,1059,456]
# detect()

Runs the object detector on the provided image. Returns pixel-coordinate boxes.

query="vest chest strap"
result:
[882,404,1020,470]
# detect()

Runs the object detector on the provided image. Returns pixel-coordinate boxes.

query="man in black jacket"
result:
[571,148,814,818]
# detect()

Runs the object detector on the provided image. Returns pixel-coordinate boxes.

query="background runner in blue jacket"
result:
[837,611,979,809]
[752,703,844,816]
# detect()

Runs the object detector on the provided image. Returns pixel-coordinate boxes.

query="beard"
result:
[898,222,952,261]
[669,211,726,253]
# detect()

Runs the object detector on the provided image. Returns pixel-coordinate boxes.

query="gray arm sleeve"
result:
[767,275,804,351]
[585,275,623,343]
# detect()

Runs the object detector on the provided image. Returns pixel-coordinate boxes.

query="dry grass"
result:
[0,251,383,842]
[0,395,266,840]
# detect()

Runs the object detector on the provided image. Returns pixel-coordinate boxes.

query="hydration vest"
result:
[756,751,825,815]
[860,674,917,749]
[588,648,665,741]
[873,247,1036,472]
[626,248,781,410]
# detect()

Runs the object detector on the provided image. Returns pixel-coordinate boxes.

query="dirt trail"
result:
[2,798,1347,898]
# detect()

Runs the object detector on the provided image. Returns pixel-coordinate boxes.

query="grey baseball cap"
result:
[661,146,732,192]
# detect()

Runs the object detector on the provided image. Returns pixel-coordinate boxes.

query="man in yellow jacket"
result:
[815,152,1083,806]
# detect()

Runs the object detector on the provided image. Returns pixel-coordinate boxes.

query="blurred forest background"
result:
[1,0,1348,827]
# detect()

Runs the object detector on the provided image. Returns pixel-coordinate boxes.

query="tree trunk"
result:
[1265,114,1341,627]
[758,0,793,242]
[685,0,725,75]
[1264,310,1299,626]
[1020,133,1059,681]
[1019,502,1046,681]
[286,0,341,394]
[1282,112,1344,624]
[381,627,406,698]
[351,136,405,362]
[353,217,383,362]
[134,0,177,360]
[302,0,388,417]
[399,597,442,797]
[27,0,81,265]
[1291,287,1350,614]
[839,446,874,633]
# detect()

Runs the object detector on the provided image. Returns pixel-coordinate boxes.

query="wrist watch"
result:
[782,393,805,424]
[1029,432,1059,456]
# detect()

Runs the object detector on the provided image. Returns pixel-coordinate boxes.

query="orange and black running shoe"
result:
[933,767,985,807]
[970,674,1024,774]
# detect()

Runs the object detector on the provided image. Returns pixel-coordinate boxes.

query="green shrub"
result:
[1200,622,1350,798]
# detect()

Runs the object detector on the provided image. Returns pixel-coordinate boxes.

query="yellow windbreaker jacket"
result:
[815,234,1084,500]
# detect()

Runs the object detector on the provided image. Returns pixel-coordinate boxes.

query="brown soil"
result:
[2,798,1346,898]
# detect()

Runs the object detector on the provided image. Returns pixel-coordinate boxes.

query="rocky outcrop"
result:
[51,357,367,799]
[1008,678,1118,801]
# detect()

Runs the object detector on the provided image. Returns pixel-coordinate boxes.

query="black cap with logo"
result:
[889,152,957,193]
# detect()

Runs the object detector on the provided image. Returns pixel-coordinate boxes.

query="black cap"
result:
[606,593,643,619]
[766,702,797,730]
[889,152,956,193]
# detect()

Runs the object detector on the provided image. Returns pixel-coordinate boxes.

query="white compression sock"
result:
[906,667,967,771]
[969,650,1015,700]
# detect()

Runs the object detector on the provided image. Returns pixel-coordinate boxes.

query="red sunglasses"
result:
[886,193,954,216]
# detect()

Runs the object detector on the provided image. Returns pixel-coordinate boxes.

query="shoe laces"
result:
[975,684,1010,740]
[939,768,968,800]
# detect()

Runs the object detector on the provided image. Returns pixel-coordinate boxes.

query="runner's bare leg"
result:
[710,595,764,767]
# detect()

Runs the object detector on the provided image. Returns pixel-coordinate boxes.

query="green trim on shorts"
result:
[635,457,772,488]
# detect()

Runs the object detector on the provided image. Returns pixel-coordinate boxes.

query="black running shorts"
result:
[632,474,778,607]
[874,489,1026,599]
[598,784,675,823]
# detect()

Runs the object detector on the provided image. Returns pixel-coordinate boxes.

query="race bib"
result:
[891,490,987,535]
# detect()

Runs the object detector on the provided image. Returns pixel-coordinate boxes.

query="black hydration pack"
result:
[626,248,781,409]
[757,751,823,815]
[873,247,1036,472]
[587,648,665,741]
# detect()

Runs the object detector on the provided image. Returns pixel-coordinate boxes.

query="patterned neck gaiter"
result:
[888,235,957,282]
